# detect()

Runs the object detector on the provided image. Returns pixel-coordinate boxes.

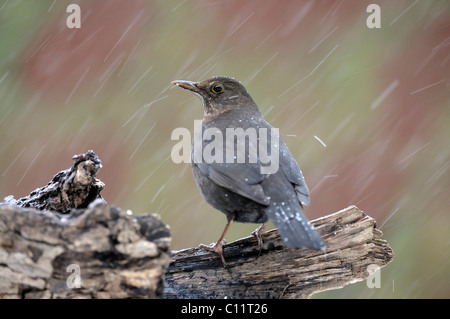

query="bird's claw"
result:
[251,223,266,257]
[198,240,229,269]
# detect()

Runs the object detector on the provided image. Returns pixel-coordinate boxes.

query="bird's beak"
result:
[171,80,200,93]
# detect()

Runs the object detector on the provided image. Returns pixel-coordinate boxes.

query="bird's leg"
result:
[198,216,234,269]
[251,223,266,256]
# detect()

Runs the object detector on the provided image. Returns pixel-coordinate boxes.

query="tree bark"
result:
[0,201,171,298]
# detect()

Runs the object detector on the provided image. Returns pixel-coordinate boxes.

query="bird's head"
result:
[172,76,257,118]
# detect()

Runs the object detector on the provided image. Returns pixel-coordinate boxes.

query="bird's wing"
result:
[278,138,310,205]
[193,119,271,206]
[194,117,309,207]
[196,161,271,206]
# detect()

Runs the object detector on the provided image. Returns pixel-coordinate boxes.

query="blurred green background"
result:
[0,0,448,298]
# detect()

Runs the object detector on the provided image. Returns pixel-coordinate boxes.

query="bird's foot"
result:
[251,223,266,257]
[198,240,229,269]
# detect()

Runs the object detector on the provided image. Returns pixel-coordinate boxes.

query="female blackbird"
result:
[172,76,325,268]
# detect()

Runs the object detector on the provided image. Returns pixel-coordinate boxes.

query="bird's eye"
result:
[211,83,224,94]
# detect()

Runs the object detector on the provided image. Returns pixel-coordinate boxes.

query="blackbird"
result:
[172,76,325,268]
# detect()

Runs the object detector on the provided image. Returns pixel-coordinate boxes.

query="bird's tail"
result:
[265,195,326,250]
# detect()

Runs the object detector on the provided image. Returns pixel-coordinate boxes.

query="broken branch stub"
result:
[3,150,105,213]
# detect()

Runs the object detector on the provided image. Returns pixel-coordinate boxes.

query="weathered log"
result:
[164,205,394,299]
[0,150,394,299]
[0,201,171,298]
